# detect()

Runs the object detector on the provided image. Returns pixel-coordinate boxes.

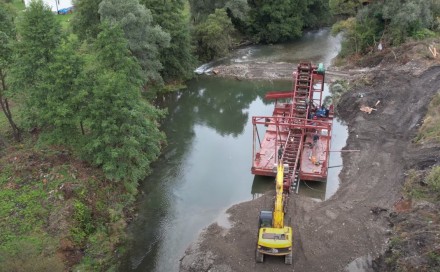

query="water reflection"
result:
[251,175,274,199]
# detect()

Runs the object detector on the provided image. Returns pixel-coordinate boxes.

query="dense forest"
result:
[0,0,440,270]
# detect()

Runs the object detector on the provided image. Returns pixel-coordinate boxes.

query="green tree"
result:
[9,0,61,127]
[98,0,170,86]
[0,3,20,141]
[142,0,196,83]
[225,0,250,34]
[71,0,102,41]
[333,15,381,56]
[34,39,86,144]
[381,0,434,44]
[189,0,228,24]
[304,0,331,28]
[195,8,234,61]
[82,23,164,192]
[247,0,307,43]
[329,0,361,17]
[189,0,250,34]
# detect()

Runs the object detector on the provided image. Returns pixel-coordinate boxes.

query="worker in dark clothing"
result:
[278,144,283,160]
[313,131,319,146]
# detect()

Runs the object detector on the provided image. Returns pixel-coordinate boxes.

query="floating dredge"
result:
[251,61,334,193]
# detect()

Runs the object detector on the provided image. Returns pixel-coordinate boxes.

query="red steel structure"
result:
[251,62,334,192]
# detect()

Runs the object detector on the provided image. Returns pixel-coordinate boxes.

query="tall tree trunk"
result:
[80,120,85,135]
[0,69,21,142]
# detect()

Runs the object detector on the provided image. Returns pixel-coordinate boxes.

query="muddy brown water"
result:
[120,29,347,272]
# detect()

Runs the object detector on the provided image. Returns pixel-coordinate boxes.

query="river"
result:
[120,28,347,272]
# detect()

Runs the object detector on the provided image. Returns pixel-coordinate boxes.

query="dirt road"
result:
[180,59,440,272]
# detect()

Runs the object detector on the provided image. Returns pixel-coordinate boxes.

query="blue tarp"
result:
[58,7,73,15]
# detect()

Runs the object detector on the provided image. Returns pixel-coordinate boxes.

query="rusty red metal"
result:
[251,62,334,192]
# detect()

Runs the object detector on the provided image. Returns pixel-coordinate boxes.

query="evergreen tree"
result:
[71,0,102,41]
[9,0,61,126]
[142,0,196,82]
[0,3,20,141]
[98,0,170,86]
[34,39,86,143]
[82,23,164,191]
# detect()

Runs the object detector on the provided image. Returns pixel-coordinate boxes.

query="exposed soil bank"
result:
[180,47,440,271]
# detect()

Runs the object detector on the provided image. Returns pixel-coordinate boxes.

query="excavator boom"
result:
[273,163,285,228]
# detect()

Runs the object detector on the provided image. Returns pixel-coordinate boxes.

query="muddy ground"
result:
[180,46,440,272]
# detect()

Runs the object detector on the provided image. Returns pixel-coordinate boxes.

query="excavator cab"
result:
[259,211,273,228]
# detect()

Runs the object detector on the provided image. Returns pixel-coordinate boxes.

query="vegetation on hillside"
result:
[0,145,136,271]
[375,163,440,272]
[331,0,440,57]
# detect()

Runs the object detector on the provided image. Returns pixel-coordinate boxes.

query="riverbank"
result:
[180,41,440,271]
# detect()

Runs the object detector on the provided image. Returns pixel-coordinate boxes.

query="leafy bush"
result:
[71,200,94,245]
[412,28,436,40]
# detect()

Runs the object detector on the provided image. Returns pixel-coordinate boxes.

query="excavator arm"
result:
[273,162,285,229]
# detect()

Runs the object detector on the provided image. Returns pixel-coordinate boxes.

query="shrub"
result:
[426,166,440,195]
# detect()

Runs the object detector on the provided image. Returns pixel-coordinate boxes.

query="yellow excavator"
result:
[256,161,293,265]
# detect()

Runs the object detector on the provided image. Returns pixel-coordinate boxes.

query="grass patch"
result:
[403,167,440,201]
[0,237,64,272]
[0,153,68,271]
[416,92,440,143]
[55,13,73,31]
[402,169,427,199]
